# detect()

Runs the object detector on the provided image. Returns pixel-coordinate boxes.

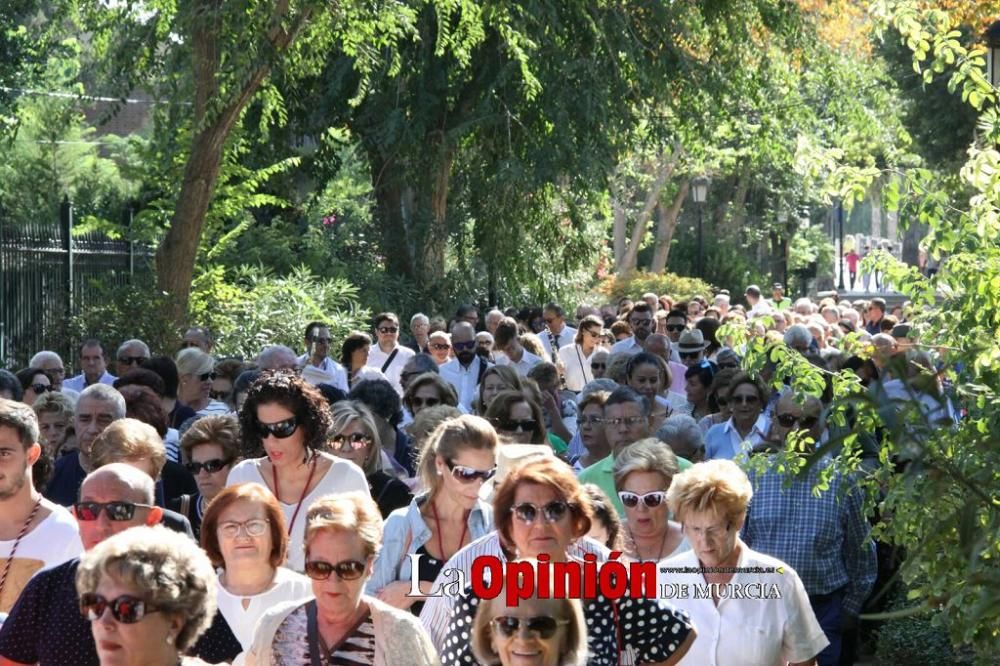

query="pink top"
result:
[845,251,860,271]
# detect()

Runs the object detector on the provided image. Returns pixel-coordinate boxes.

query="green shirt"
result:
[578,451,693,517]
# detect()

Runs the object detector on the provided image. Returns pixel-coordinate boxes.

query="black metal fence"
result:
[0,198,153,369]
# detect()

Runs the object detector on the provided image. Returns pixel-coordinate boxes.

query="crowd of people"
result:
[0,283,956,665]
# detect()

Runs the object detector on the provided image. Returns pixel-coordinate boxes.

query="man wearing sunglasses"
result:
[610,301,655,356]
[538,302,577,358]
[0,463,159,666]
[742,390,877,666]
[298,321,349,391]
[440,322,492,413]
[113,339,151,379]
[63,339,117,393]
[367,312,416,397]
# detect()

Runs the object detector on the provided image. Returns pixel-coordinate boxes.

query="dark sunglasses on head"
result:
[618,490,667,509]
[329,432,372,451]
[452,340,476,352]
[446,459,496,484]
[491,615,569,640]
[117,356,147,366]
[256,416,298,439]
[80,593,159,624]
[666,324,687,332]
[511,500,573,524]
[198,371,217,382]
[29,383,54,394]
[184,458,232,474]
[74,501,153,522]
[304,559,367,581]
[494,418,537,433]
[776,413,819,429]
[377,326,399,334]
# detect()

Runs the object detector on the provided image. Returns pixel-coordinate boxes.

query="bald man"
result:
[439,321,491,412]
[0,464,161,666]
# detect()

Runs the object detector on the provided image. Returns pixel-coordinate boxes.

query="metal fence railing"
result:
[0,198,153,369]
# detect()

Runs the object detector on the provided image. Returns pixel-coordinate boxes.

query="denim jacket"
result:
[366,493,494,595]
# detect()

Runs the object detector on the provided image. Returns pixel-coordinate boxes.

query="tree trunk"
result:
[612,197,627,267]
[870,178,883,240]
[617,143,683,274]
[649,179,689,273]
[371,154,415,279]
[723,172,751,234]
[419,144,454,286]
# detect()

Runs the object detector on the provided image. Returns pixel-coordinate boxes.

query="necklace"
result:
[272,456,319,536]
[0,497,42,604]
[429,500,470,562]
[628,525,670,563]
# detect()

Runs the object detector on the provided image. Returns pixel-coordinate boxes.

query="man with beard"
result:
[439,321,491,412]
[610,302,656,355]
[0,464,160,666]
[0,399,82,615]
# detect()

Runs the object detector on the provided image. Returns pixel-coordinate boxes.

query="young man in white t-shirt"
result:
[0,398,83,614]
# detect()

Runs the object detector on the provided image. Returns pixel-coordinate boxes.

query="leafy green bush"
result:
[591,270,715,304]
[875,587,975,665]
[65,277,178,358]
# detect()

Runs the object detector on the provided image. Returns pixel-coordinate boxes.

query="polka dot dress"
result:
[440,584,693,665]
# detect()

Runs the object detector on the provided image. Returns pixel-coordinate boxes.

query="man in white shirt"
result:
[297,321,349,391]
[610,301,655,355]
[493,317,542,377]
[63,340,117,393]
[439,322,490,412]
[538,302,577,358]
[0,398,84,614]
[745,284,772,319]
[663,309,689,363]
[366,312,415,396]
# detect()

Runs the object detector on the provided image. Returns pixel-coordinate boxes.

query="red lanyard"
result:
[272,457,318,536]
[430,501,470,561]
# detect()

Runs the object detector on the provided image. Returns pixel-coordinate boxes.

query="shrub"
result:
[590,270,715,304]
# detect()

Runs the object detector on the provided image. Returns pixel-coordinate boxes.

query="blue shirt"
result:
[703,414,769,460]
[741,456,877,616]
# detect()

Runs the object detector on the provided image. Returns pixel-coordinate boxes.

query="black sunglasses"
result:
[74,501,154,522]
[184,458,233,474]
[117,356,147,366]
[446,459,496,484]
[410,396,441,409]
[776,413,819,429]
[494,418,537,433]
[377,326,399,334]
[591,362,607,371]
[491,616,569,640]
[511,500,573,524]
[198,371,217,382]
[679,351,703,360]
[430,343,451,351]
[304,559,367,581]
[329,432,371,451]
[209,389,230,401]
[256,417,299,439]
[80,593,159,624]
[29,383,54,394]
[666,324,687,332]
[452,340,476,352]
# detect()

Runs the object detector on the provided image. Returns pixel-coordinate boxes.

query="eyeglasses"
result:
[511,500,573,524]
[577,415,603,427]
[629,318,653,327]
[377,327,399,334]
[80,594,159,624]
[494,418,537,432]
[776,413,819,429]
[429,343,451,351]
[446,459,496,484]
[729,394,760,405]
[591,363,607,371]
[217,518,270,538]
[601,416,646,427]
[304,559,367,581]
[665,324,687,332]
[255,417,298,439]
[198,371,217,382]
[410,397,441,409]
[328,432,372,451]
[618,490,667,509]
[683,522,730,540]
[74,501,154,522]
[310,336,332,344]
[452,340,476,352]
[29,383,53,395]
[117,356,147,366]
[491,616,570,640]
[184,458,233,474]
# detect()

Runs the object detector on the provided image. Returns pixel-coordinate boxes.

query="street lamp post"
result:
[836,198,846,291]
[691,176,710,278]
[986,20,1000,88]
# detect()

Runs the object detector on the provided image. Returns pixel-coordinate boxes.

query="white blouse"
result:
[217,566,313,650]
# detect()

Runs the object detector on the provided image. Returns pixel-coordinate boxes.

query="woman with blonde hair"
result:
[32,389,77,457]
[368,415,497,614]
[244,493,439,665]
[176,348,230,416]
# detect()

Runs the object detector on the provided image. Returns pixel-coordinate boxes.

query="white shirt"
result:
[439,356,489,413]
[225,453,369,572]
[297,354,349,392]
[0,503,83,613]
[367,344,415,396]
[661,540,828,666]
[216,567,313,650]
[610,336,644,355]
[494,348,542,377]
[62,371,117,393]
[196,400,231,417]
[539,326,577,358]
[349,365,388,390]
[558,343,596,391]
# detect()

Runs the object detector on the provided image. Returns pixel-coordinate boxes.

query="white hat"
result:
[479,443,554,502]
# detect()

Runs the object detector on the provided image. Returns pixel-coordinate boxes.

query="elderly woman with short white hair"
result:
[175,348,229,416]
[661,460,828,665]
[656,413,704,463]
[244,492,439,665]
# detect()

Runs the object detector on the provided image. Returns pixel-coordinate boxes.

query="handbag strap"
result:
[306,600,328,666]
[380,348,400,374]
[179,494,191,518]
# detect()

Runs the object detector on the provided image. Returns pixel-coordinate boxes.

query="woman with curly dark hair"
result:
[226,371,369,571]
